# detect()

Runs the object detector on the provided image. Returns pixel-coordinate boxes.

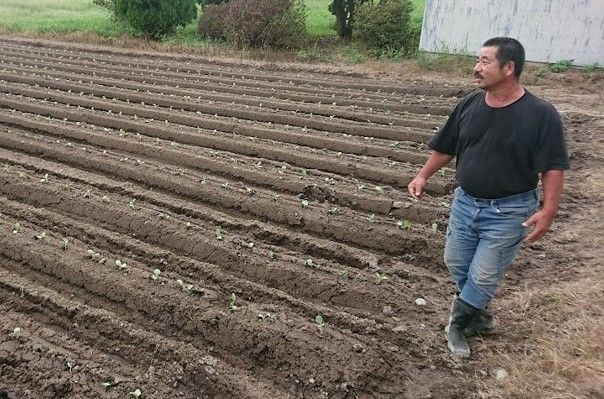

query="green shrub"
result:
[198,4,228,40]
[114,0,198,39]
[220,0,308,49]
[354,0,415,54]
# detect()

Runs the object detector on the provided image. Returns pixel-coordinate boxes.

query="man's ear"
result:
[504,61,515,77]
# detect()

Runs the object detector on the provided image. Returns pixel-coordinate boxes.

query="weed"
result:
[339,269,349,279]
[305,258,315,268]
[87,249,100,259]
[150,268,161,281]
[327,207,339,214]
[158,212,170,220]
[245,187,256,196]
[301,199,309,208]
[114,259,128,271]
[228,292,238,311]
[375,272,389,284]
[128,198,138,210]
[431,222,438,234]
[12,222,21,234]
[214,227,223,240]
[39,173,49,183]
[582,63,602,73]
[34,230,46,240]
[244,242,254,250]
[176,279,193,293]
[128,389,142,398]
[3,163,11,172]
[268,250,276,260]
[549,59,573,73]
[62,237,69,250]
[314,314,325,327]
[397,220,412,230]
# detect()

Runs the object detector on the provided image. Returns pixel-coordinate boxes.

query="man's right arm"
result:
[408,151,454,198]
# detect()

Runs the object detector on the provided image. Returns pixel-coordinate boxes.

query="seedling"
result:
[374,186,384,194]
[83,189,91,198]
[128,198,138,210]
[268,250,276,260]
[431,222,439,234]
[101,195,110,203]
[366,213,376,221]
[185,222,193,229]
[314,314,325,327]
[87,249,100,259]
[149,268,161,281]
[158,212,170,220]
[375,272,389,284]
[34,230,46,240]
[301,199,309,208]
[339,269,349,279]
[176,279,193,293]
[3,163,11,172]
[228,293,238,311]
[272,194,281,202]
[39,174,49,183]
[304,258,315,268]
[327,207,339,214]
[129,389,142,398]
[115,259,128,271]
[278,165,287,174]
[244,242,254,250]
[397,220,412,230]
[214,227,223,240]
[221,182,229,189]
[12,222,20,234]
[62,238,69,250]
[245,187,256,196]
[9,327,21,337]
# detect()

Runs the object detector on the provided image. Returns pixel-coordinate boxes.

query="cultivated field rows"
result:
[0,37,471,398]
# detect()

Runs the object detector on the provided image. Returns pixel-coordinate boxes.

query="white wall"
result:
[419,0,604,66]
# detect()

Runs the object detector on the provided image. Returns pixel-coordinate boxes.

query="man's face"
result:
[473,46,510,90]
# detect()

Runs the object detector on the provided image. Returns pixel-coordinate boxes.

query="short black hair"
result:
[483,37,525,78]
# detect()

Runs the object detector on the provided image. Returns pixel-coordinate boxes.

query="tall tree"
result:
[329,0,369,39]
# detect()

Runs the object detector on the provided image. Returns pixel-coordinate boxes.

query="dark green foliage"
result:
[329,0,370,39]
[114,0,198,39]
[199,0,308,49]
[197,0,228,6]
[354,0,415,54]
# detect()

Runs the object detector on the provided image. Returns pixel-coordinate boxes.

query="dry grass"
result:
[475,272,604,399]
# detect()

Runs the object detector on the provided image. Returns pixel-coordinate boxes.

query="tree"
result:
[329,0,370,39]
[114,0,198,39]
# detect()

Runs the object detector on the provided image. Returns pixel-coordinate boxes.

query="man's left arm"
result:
[523,170,565,242]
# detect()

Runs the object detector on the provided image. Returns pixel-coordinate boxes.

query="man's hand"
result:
[408,176,427,198]
[522,210,555,242]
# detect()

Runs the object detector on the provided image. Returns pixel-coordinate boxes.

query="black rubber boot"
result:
[446,298,479,358]
[463,308,496,337]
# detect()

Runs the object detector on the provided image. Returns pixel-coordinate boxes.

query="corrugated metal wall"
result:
[419,0,604,66]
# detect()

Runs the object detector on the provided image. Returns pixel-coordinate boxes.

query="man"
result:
[408,37,570,358]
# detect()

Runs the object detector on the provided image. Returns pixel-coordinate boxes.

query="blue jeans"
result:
[445,187,539,309]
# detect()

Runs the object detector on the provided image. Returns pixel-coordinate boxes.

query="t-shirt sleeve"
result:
[427,94,472,156]
[533,105,570,172]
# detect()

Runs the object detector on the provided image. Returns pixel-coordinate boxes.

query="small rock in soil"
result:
[415,298,427,306]
[494,368,509,380]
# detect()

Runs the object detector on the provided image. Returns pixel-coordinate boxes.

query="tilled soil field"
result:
[0,37,601,399]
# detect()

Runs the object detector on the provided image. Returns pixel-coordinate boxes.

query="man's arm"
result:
[523,170,565,242]
[408,151,454,198]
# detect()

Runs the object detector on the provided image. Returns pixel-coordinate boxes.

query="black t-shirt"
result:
[428,90,570,199]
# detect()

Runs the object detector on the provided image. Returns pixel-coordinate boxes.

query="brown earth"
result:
[0,36,602,399]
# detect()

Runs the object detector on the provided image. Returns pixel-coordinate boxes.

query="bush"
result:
[197,0,228,6]
[199,0,307,49]
[114,0,198,39]
[354,0,415,54]
[198,4,228,40]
